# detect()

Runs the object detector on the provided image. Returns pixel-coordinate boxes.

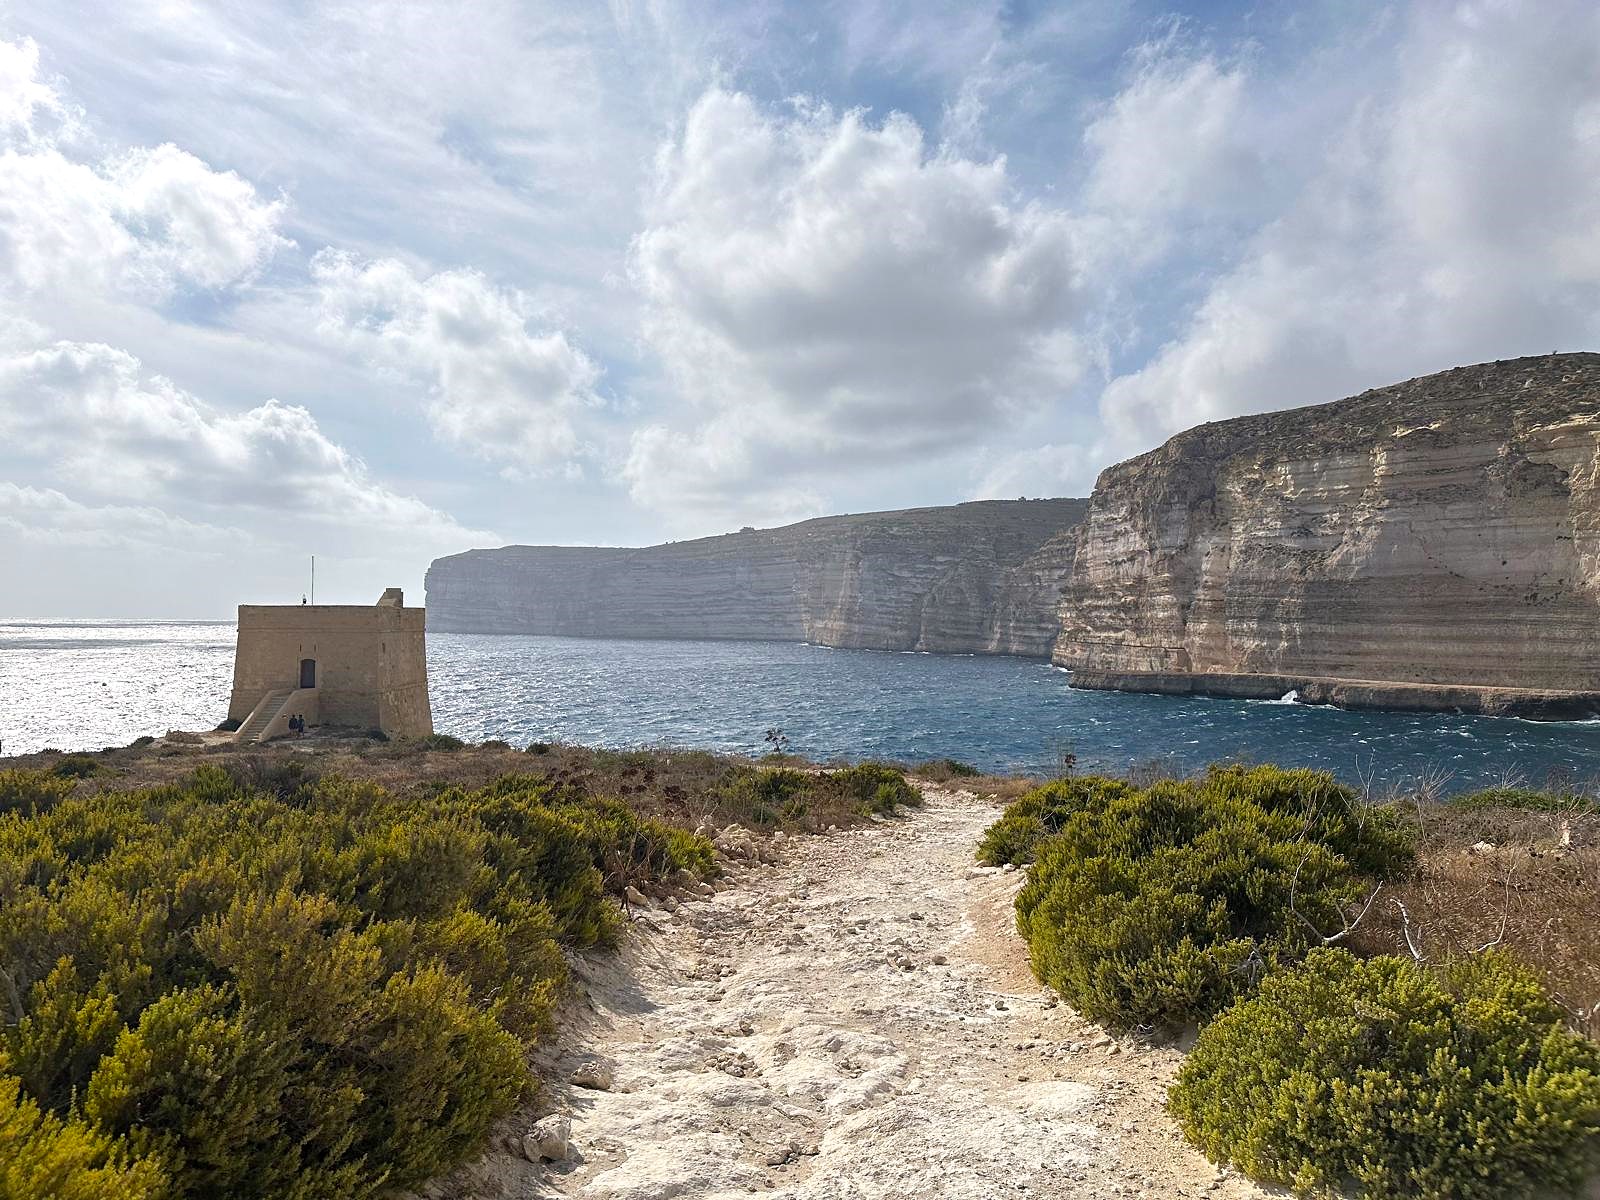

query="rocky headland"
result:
[428,354,1600,716]
[1054,353,1600,717]
[426,498,1086,657]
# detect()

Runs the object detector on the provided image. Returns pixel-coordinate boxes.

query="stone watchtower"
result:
[226,589,434,742]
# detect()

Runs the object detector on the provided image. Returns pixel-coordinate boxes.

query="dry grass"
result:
[5,736,914,834]
[1350,796,1600,1036]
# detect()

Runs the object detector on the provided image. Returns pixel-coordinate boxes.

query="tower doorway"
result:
[299,659,316,689]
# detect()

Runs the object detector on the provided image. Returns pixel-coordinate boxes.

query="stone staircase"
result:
[234,689,292,744]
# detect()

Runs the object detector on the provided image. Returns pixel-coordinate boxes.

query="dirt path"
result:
[445,787,1269,1199]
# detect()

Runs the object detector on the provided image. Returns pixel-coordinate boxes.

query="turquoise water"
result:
[6,620,1600,794]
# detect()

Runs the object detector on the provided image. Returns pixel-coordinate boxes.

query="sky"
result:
[1,0,1598,616]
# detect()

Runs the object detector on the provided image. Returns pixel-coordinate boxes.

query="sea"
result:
[5,619,1600,796]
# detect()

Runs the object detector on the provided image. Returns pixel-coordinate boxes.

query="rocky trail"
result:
[433,788,1269,1200]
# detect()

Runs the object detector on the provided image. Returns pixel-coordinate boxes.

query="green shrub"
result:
[718,767,811,825]
[1013,765,1411,1029]
[51,757,100,780]
[914,758,981,780]
[84,984,294,1198]
[0,770,75,816]
[0,765,709,1199]
[835,762,922,815]
[413,733,465,752]
[1170,948,1600,1200]
[977,776,1134,866]
[0,1074,166,1200]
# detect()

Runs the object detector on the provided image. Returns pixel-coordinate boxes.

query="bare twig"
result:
[1391,897,1425,961]
[1472,870,1513,953]
[0,966,24,1026]
[1288,851,1384,946]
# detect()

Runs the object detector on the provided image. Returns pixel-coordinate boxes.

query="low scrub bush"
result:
[412,733,466,752]
[1012,765,1411,1029]
[914,758,980,780]
[50,757,100,780]
[1170,947,1600,1200]
[977,776,1134,866]
[834,762,922,816]
[0,1074,166,1200]
[0,769,76,815]
[0,765,714,1199]
[713,762,921,826]
[717,767,811,826]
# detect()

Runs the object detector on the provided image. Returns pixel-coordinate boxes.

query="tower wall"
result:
[228,603,433,737]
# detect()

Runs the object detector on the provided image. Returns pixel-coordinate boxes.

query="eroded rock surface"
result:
[425,499,1085,657]
[1056,353,1600,715]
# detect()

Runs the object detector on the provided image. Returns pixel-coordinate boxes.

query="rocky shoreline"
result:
[1066,668,1600,720]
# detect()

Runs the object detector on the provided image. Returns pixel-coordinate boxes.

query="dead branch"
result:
[0,966,24,1026]
[1472,871,1513,954]
[1288,852,1384,946]
[1391,896,1425,961]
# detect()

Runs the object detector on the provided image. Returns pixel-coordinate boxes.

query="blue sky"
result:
[2,0,1598,615]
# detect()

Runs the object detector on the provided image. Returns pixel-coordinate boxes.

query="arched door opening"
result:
[299,658,317,689]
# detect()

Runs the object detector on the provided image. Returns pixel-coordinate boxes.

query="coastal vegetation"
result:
[0,743,922,1199]
[985,765,1600,1197]
[1010,765,1413,1029]
[1171,948,1600,1200]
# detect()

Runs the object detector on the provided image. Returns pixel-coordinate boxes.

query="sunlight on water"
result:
[5,621,1600,794]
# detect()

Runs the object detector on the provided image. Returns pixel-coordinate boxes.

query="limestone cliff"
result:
[426,499,1087,656]
[1055,353,1600,717]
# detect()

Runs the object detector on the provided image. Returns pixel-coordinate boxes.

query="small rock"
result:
[624,885,650,907]
[1002,862,1017,873]
[764,1147,793,1167]
[931,953,948,965]
[571,1059,614,1091]
[908,911,924,921]
[1470,840,1497,854]
[523,1114,573,1162]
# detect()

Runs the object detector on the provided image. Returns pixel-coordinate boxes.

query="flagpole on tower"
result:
[311,555,315,605]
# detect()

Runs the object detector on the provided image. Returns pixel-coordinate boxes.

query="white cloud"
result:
[0,35,66,142]
[1096,0,1600,455]
[1082,44,1255,230]
[627,88,1086,520]
[0,483,236,554]
[0,36,288,301]
[311,250,601,471]
[0,337,491,554]
[969,442,1096,501]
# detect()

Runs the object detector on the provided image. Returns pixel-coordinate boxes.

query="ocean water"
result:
[5,619,1600,795]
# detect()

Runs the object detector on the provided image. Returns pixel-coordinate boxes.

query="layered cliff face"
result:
[1055,354,1600,716]
[427,498,1087,656]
